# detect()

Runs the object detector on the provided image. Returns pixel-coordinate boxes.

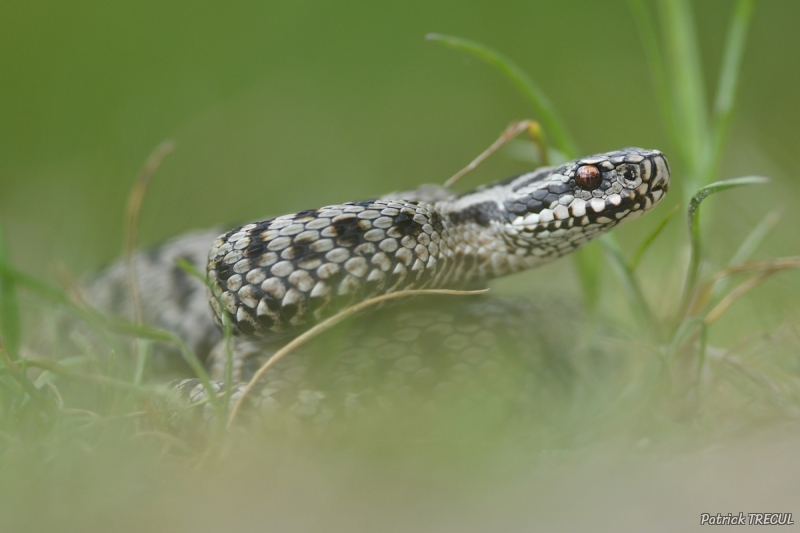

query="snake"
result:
[206,148,669,339]
[86,147,670,422]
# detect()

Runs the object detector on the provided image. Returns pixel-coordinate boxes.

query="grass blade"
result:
[25,358,163,394]
[0,221,21,358]
[4,265,224,418]
[629,203,681,271]
[426,33,578,158]
[572,243,603,314]
[728,207,780,267]
[707,207,780,304]
[665,315,703,362]
[626,0,680,153]
[599,235,656,337]
[658,0,710,189]
[690,255,800,325]
[426,33,612,311]
[177,257,236,422]
[687,176,769,231]
[680,176,770,321]
[707,0,757,183]
[711,256,800,282]
[704,270,774,325]
[124,140,176,326]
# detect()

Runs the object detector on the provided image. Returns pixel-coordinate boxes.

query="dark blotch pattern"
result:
[447,201,503,227]
[208,200,450,339]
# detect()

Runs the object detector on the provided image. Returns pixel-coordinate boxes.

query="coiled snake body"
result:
[87,148,669,421]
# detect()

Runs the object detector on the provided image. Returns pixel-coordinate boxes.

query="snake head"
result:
[505,147,669,228]
[498,148,670,261]
[507,148,669,223]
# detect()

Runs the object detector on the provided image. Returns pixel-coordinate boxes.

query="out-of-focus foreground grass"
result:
[2,1,800,531]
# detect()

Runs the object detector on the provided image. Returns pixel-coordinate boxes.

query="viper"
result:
[86,147,669,421]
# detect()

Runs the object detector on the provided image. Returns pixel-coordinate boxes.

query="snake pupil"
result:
[576,165,602,190]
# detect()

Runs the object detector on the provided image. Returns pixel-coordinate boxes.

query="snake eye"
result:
[576,165,602,190]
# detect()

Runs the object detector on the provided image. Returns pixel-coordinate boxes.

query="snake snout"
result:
[643,151,670,206]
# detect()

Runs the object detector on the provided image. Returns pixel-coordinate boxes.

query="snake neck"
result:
[386,179,562,284]
[434,203,543,286]
[432,178,586,284]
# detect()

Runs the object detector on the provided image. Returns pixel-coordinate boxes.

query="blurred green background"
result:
[3,0,799,346]
[2,1,800,530]
[1,0,798,258]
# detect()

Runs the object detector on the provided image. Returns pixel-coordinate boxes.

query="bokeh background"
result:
[2,0,800,531]
[2,0,800,338]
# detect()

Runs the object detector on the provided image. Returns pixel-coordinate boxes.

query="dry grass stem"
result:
[0,337,20,372]
[689,256,800,316]
[124,140,176,325]
[443,120,541,188]
[711,256,800,283]
[704,271,775,325]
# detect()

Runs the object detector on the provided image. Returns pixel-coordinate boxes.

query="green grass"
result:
[2,0,800,530]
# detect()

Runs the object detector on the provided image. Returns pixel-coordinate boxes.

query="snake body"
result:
[208,148,669,341]
[85,147,669,423]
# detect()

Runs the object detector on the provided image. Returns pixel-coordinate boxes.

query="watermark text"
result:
[700,513,794,526]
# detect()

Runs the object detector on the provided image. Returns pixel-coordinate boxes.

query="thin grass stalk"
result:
[666,316,704,363]
[704,270,775,325]
[689,255,800,317]
[599,235,657,339]
[426,33,577,158]
[0,339,49,411]
[709,208,779,302]
[425,33,618,313]
[227,288,489,428]
[175,257,235,431]
[710,256,800,282]
[705,0,758,185]
[629,203,681,271]
[678,176,769,327]
[626,0,680,154]
[124,140,176,325]
[671,258,798,361]
[443,120,543,188]
[124,141,175,386]
[695,321,708,383]
[4,265,224,417]
[24,358,166,395]
[728,208,780,267]
[658,0,709,193]
[0,222,21,359]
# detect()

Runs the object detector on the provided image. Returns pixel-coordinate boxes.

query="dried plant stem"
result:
[710,256,800,283]
[0,337,20,373]
[124,140,176,324]
[443,120,542,188]
[704,271,775,325]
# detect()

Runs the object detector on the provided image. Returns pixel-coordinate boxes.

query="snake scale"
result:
[87,147,669,423]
